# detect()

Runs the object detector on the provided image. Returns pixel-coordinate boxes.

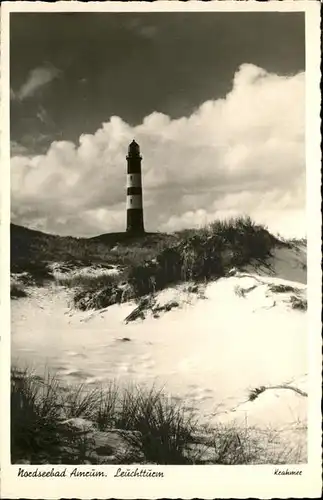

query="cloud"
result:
[10,141,30,157]
[11,64,60,101]
[11,64,305,238]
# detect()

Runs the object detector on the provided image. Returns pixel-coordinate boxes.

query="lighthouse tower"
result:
[126,140,145,234]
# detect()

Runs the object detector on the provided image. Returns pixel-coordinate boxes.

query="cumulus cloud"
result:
[11,64,60,101]
[11,64,305,238]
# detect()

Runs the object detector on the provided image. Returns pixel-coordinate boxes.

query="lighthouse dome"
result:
[128,139,141,156]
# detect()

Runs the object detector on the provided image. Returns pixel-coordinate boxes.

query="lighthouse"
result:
[126,139,145,234]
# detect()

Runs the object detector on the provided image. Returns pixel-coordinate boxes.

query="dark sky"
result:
[10,12,305,154]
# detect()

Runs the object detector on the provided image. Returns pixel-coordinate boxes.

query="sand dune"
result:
[11,243,307,461]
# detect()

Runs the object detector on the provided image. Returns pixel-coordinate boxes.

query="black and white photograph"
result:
[1,1,321,499]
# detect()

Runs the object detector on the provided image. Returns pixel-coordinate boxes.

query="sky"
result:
[10,12,306,238]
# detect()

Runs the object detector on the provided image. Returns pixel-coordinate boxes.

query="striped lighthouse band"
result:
[127,173,143,208]
[126,195,143,209]
[127,173,142,188]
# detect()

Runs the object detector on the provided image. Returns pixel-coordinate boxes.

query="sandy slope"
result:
[11,243,308,461]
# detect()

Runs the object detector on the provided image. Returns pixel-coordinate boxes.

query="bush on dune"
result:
[88,217,275,305]
[71,273,135,311]
[71,216,280,310]
[128,246,183,297]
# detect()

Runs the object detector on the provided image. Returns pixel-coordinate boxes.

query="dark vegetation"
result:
[11,367,300,465]
[72,216,281,310]
[248,386,267,401]
[11,223,176,270]
[11,283,28,299]
[290,295,307,311]
[269,284,298,294]
[10,367,202,465]
[248,384,308,402]
[11,217,283,310]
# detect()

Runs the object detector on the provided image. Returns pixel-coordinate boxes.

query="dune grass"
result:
[11,223,176,272]
[57,272,122,291]
[11,216,282,311]
[11,367,305,465]
[11,367,64,463]
[70,216,281,311]
[11,367,197,464]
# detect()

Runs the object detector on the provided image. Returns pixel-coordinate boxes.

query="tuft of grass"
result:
[10,368,197,465]
[290,295,307,311]
[11,367,64,463]
[57,272,121,291]
[63,384,102,420]
[203,422,304,465]
[269,284,298,294]
[94,383,120,431]
[205,424,257,465]
[248,386,267,401]
[11,367,305,465]
[234,285,246,298]
[113,387,198,464]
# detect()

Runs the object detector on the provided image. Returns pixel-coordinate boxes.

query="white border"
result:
[1,2,321,498]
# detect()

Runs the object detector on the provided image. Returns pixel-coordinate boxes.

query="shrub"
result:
[128,216,275,294]
[128,246,183,297]
[73,274,134,311]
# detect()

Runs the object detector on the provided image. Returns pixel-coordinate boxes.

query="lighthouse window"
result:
[130,176,132,181]
[130,199,132,205]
